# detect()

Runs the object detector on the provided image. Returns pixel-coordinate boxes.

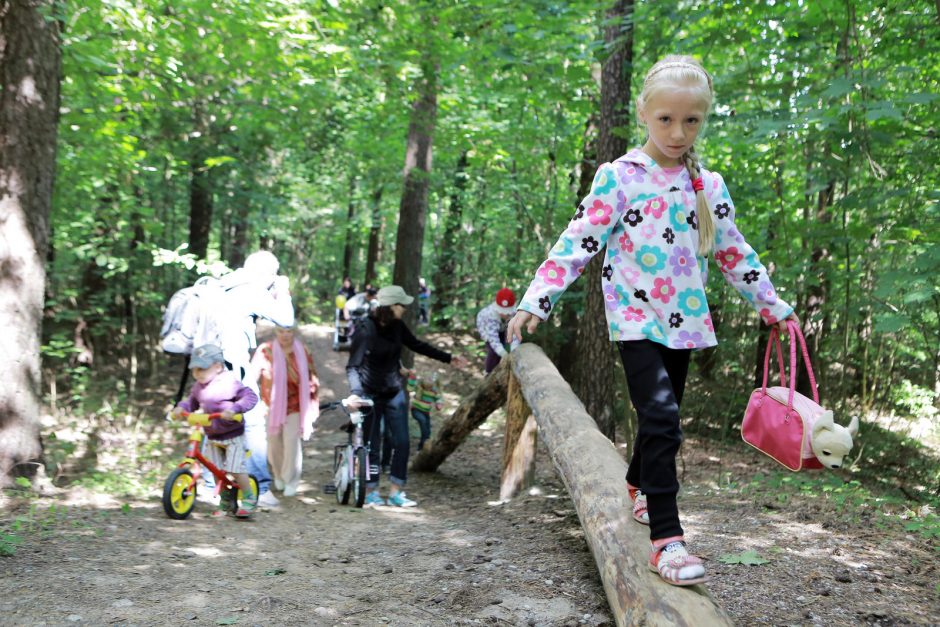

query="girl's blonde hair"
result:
[637,55,716,256]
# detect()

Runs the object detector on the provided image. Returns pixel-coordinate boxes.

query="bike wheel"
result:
[235,475,260,512]
[335,448,352,505]
[162,467,196,519]
[353,447,368,508]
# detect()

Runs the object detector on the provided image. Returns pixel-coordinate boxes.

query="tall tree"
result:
[0,0,62,484]
[392,57,439,353]
[570,0,635,441]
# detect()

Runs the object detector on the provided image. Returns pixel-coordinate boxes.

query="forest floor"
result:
[1,324,939,626]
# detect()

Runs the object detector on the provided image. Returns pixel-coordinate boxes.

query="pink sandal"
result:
[648,536,707,586]
[626,483,649,525]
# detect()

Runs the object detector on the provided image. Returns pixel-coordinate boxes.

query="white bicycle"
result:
[321,397,374,507]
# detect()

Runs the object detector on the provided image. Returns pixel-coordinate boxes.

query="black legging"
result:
[618,340,691,541]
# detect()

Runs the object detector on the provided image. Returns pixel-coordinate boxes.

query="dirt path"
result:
[2,324,938,626]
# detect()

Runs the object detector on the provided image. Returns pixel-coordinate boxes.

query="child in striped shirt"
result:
[407,370,442,451]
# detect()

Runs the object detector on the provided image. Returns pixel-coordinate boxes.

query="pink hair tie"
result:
[691,177,704,192]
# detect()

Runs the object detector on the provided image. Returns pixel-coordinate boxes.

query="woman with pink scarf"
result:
[252,325,320,497]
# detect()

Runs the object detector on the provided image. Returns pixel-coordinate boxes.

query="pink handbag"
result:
[741,320,825,471]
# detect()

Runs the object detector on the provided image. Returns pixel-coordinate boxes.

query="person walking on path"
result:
[346,286,468,508]
[507,55,800,587]
[252,325,320,498]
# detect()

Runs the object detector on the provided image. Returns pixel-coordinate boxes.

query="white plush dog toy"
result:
[809,411,859,469]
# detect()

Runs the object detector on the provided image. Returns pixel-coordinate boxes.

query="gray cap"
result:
[376,285,414,307]
[190,344,225,369]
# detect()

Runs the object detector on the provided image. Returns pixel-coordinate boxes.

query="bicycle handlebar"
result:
[178,411,244,426]
[318,397,375,413]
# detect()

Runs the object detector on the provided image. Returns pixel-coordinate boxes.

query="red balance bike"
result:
[162,412,259,519]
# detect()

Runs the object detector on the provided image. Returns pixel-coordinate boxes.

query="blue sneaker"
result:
[364,491,385,508]
[387,491,417,508]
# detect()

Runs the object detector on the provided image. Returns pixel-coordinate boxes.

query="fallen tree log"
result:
[510,343,732,627]
[410,358,509,473]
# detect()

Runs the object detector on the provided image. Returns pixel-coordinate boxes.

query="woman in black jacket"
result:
[346,285,467,507]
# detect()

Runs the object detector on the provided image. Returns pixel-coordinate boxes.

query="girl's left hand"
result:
[777,312,801,334]
[450,355,469,370]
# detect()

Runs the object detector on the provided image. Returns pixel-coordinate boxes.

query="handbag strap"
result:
[760,327,787,392]
[760,320,820,409]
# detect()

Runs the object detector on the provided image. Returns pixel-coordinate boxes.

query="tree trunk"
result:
[392,59,438,366]
[571,0,635,440]
[411,358,509,473]
[511,344,732,626]
[364,184,383,288]
[432,149,469,329]
[0,0,62,485]
[499,371,537,501]
[188,102,212,259]
[342,173,356,280]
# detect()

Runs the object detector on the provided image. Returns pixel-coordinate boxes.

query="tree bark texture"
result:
[342,174,356,280]
[0,0,62,484]
[499,371,537,501]
[187,102,212,259]
[571,0,635,440]
[511,345,733,627]
[392,60,438,366]
[432,149,469,329]
[410,358,509,473]
[364,185,383,288]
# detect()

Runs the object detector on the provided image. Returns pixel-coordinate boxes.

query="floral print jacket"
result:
[518,149,793,349]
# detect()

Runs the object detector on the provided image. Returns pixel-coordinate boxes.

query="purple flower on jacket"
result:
[757,280,777,305]
[603,284,619,312]
[669,246,695,277]
[616,189,628,212]
[619,164,645,184]
[726,226,745,243]
[571,257,588,276]
[673,330,704,349]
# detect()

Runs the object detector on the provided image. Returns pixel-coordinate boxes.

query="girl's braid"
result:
[682,146,715,256]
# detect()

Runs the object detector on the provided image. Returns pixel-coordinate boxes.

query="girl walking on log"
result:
[507,55,800,586]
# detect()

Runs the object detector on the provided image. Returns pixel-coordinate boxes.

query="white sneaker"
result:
[274,479,285,491]
[257,491,281,509]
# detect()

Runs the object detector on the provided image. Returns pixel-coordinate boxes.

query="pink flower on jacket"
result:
[651,277,676,304]
[640,224,656,240]
[619,265,640,285]
[759,308,779,325]
[643,197,667,219]
[651,170,670,187]
[538,260,567,287]
[587,199,613,226]
[619,232,634,253]
[715,247,744,272]
[623,306,646,322]
[704,315,714,332]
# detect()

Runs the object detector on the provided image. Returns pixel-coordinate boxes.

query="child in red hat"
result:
[475,288,516,374]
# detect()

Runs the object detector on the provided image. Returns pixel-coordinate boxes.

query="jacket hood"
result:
[613,148,658,170]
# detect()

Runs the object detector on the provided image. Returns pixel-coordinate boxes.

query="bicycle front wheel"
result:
[336,447,352,505]
[353,447,368,508]
[163,467,196,519]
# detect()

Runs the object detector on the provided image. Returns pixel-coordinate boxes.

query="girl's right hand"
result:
[506,310,541,343]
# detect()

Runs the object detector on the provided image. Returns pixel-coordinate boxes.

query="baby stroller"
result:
[333,294,353,351]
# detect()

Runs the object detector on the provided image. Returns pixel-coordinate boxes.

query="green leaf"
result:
[14,477,31,489]
[718,550,770,566]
